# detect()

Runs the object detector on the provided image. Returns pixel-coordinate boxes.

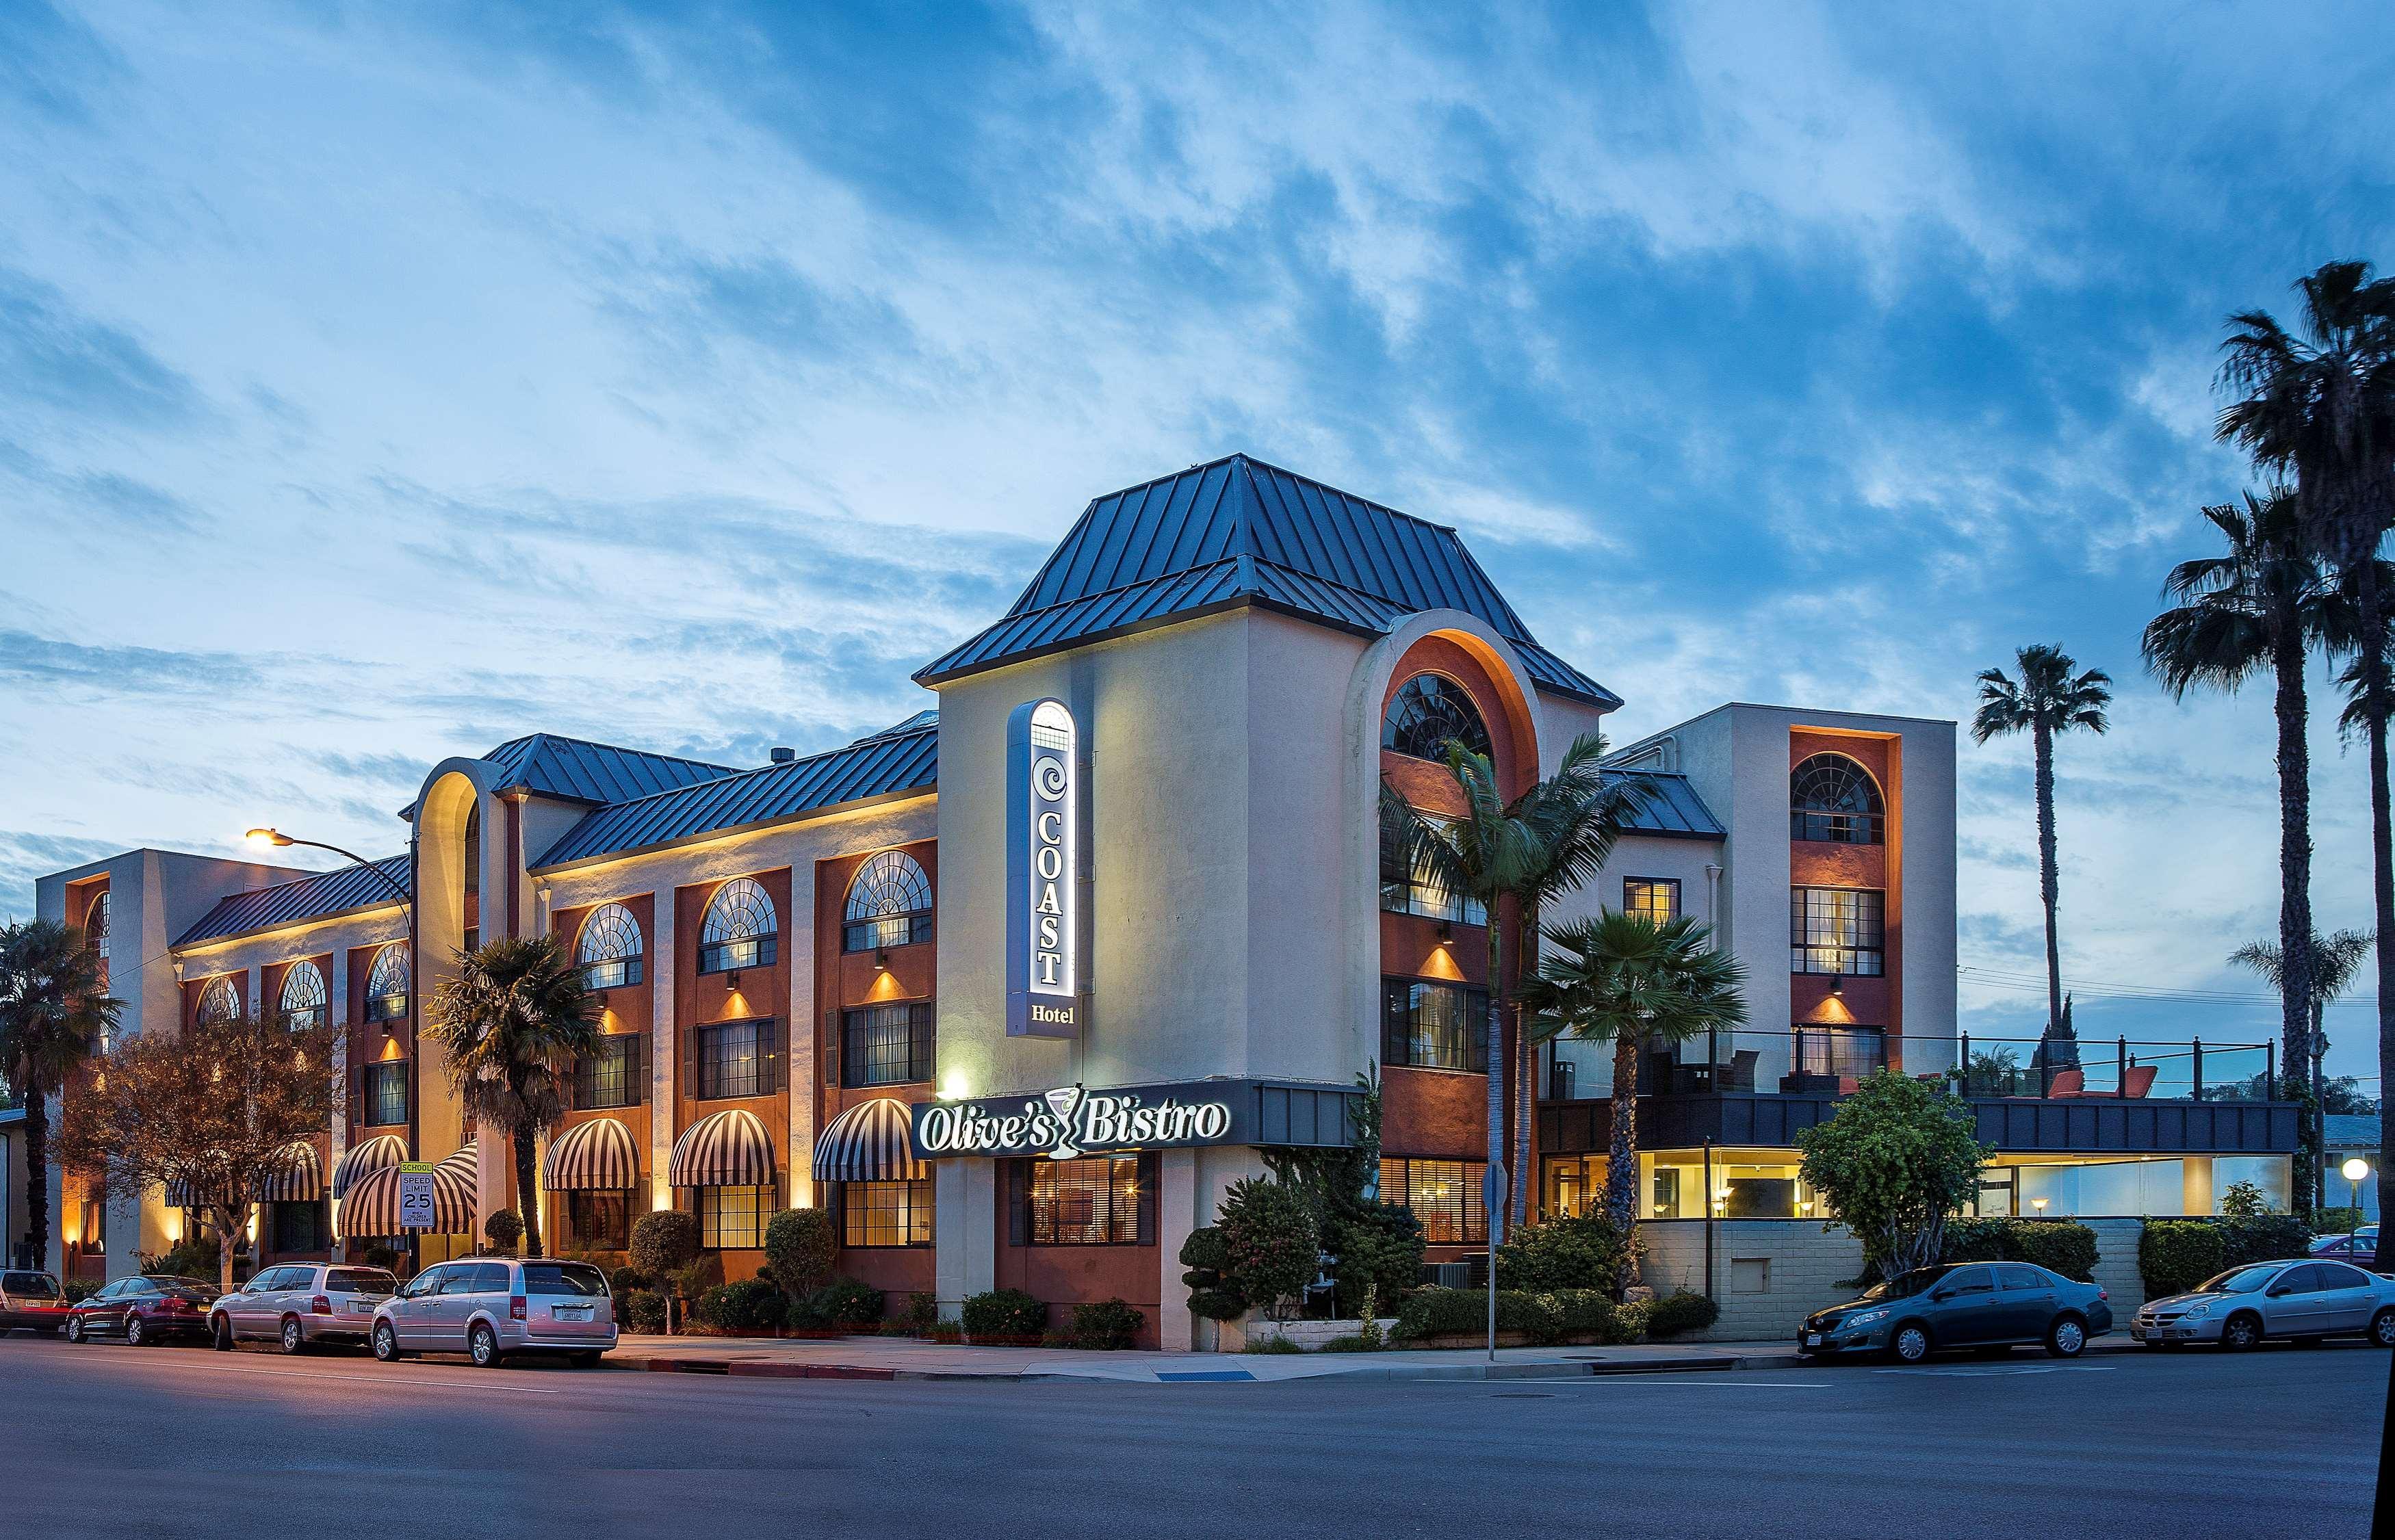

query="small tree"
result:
[483,1209,525,1253]
[763,1208,837,1298]
[55,1011,341,1292]
[1796,1071,1990,1280]
[1215,1177,1319,1320]
[630,1210,700,1335]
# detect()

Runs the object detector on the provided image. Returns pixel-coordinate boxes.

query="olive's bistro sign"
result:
[1005,697,1080,1039]
[912,1081,1240,1162]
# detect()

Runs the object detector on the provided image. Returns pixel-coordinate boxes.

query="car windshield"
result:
[3,1273,58,1297]
[2195,1265,2281,1294]
[326,1269,395,1294]
[521,1262,608,1298]
[1857,1266,1952,1302]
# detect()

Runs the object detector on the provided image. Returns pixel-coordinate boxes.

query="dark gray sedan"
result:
[1800,1262,2114,1363]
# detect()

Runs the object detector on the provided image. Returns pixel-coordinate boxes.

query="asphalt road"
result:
[5,1333,2384,1540]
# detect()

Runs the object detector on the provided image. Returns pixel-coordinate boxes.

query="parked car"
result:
[2309,1229,2379,1267]
[2133,1257,2395,1349]
[1798,1262,2113,1363]
[64,1275,221,1346]
[0,1270,70,1335]
[370,1257,615,1368]
[209,1264,398,1353]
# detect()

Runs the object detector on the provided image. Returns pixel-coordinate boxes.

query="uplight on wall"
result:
[940,1068,972,1102]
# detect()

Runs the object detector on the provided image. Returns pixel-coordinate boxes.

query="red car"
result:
[0,1270,70,1335]
[64,1275,220,1346]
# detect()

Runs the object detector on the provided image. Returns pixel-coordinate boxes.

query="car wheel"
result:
[211,1314,234,1351]
[468,1322,502,1369]
[1888,1322,1932,1364]
[280,1316,307,1355]
[2045,1315,2086,1359]
[2220,1311,2262,1352]
[125,1316,147,1348]
[64,1316,84,1344]
[372,1322,404,1363]
[569,1350,601,1369]
[2370,1309,2395,1348]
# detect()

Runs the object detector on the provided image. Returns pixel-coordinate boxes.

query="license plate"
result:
[1803,1332,1822,1347]
[554,1306,592,1322]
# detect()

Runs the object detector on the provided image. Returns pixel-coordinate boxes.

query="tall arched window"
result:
[699,878,777,974]
[365,943,411,1023]
[577,902,646,989]
[844,850,933,952]
[197,974,242,1024]
[1790,754,1885,844]
[85,890,109,992]
[1382,674,1493,763]
[279,961,328,1030]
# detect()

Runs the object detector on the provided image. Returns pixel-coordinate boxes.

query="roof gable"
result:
[479,733,740,805]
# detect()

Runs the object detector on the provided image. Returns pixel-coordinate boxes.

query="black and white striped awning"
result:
[256,1141,324,1203]
[669,1108,775,1188]
[335,1140,478,1239]
[331,1134,409,1198]
[812,1096,929,1183]
[543,1117,640,1192]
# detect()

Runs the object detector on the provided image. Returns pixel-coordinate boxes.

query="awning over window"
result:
[813,1097,928,1183]
[543,1117,640,1192]
[335,1139,478,1239]
[669,1108,775,1188]
[331,1134,409,1198]
[256,1141,324,1203]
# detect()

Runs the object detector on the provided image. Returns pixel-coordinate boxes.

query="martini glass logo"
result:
[1042,1085,1087,1159]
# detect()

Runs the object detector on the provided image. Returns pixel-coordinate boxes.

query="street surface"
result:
[3,1334,2381,1539]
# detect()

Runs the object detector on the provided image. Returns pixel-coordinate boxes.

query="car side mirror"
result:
[1928,1290,1951,1303]
[2266,1284,2293,1297]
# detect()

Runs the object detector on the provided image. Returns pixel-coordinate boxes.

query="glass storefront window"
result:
[1380,1158,1488,1244]
[843,1179,935,1247]
[696,1184,775,1249]
[1637,1151,1818,1218]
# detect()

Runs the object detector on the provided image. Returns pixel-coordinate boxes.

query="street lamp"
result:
[246,828,411,917]
[2343,1157,2372,1238]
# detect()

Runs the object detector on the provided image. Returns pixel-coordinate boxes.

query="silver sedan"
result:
[2132,1257,2395,1350]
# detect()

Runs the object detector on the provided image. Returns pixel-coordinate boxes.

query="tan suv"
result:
[209,1264,397,1353]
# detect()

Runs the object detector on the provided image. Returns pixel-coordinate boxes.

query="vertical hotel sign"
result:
[1006,698,1080,1037]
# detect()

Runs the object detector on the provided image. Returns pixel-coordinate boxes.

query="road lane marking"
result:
[1875,1364,2120,1378]
[70,1355,566,1394]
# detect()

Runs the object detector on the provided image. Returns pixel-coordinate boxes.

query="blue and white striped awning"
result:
[331,1134,408,1198]
[812,1096,929,1183]
[543,1117,640,1192]
[669,1108,775,1188]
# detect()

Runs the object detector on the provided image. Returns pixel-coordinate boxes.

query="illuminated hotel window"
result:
[841,1003,933,1088]
[1379,813,1488,926]
[696,1184,775,1249]
[575,903,645,990]
[1379,1158,1488,1245]
[693,1020,775,1100]
[1012,1155,1153,1246]
[572,1034,645,1110]
[1794,1024,1887,1079]
[565,1191,632,1250]
[364,943,411,1022]
[1790,754,1884,844]
[843,1179,935,1248]
[1542,1155,1603,1218]
[1789,888,1884,976]
[1622,878,1681,924]
[1382,674,1493,763]
[843,850,934,952]
[698,878,778,974]
[361,1061,409,1127]
[279,961,328,1030]
[197,975,242,1024]
[1380,979,1489,1073]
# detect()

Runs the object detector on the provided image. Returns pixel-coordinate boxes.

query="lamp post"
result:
[2344,1158,2372,1239]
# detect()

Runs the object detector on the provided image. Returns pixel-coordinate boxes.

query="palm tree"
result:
[0,919,120,1270]
[2231,928,2376,1209]
[425,936,601,1259]
[1517,911,1748,1236]
[1971,645,2113,1061]
[2217,260,2395,1223]
[2142,488,2342,1091]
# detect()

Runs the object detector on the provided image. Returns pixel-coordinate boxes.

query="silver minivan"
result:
[371,1258,615,1368]
[210,1264,396,1353]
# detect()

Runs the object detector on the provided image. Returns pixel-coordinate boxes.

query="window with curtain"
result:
[694,1020,772,1100]
[841,1003,934,1087]
[697,1185,775,1249]
[272,1201,328,1253]
[565,1191,632,1250]
[575,903,645,989]
[572,1034,645,1110]
[1015,1156,1152,1246]
[843,850,934,952]
[842,1179,935,1247]
[1380,979,1489,1072]
[1789,887,1885,975]
[698,878,778,974]
[278,961,328,1030]
[362,1061,409,1127]
[1379,1158,1488,1244]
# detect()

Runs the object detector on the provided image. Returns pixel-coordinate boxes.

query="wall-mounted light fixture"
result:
[1829,974,1844,997]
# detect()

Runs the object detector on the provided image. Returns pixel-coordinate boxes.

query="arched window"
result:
[577,902,645,990]
[699,878,777,974]
[1382,674,1493,763]
[279,961,328,1030]
[365,943,411,1023]
[844,850,933,952]
[1790,754,1885,844]
[85,890,109,993]
[197,974,242,1024]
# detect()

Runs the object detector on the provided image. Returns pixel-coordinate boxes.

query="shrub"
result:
[482,1209,524,1251]
[1329,1203,1426,1317]
[630,1210,700,1283]
[1187,1287,1246,1322]
[141,1231,222,1283]
[2140,1221,2225,1299]
[2218,1212,2309,1268]
[2314,1207,2367,1236]
[1243,1333,1304,1354]
[1642,1291,1720,1340]
[906,1290,940,1332]
[609,1265,648,1298]
[672,1255,722,1302]
[1941,1216,2101,1281]
[763,1208,838,1297]
[961,1288,1046,1342]
[1316,1333,1377,1353]
[1216,1177,1321,1318]
[1180,1226,1249,1320]
[1070,1298,1145,1350]
[1538,1289,1634,1343]
[61,1279,98,1305]
[1494,1210,1635,1296]
[1392,1287,1564,1344]
[804,1278,886,1328]
[924,1320,963,1344]
[622,1289,667,1333]
[692,1277,784,1331]
[363,1244,401,1273]
[2219,1179,2270,1219]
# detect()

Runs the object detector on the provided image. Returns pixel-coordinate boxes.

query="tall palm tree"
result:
[0,919,120,1270]
[2231,928,2375,1208]
[2142,488,2343,1092]
[1971,645,2112,1062]
[426,936,601,1259]
[2217,260,2395,1223]
[1517,911,1748,1237]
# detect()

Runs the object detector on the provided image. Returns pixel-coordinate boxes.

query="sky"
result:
[2,1,2390,1080]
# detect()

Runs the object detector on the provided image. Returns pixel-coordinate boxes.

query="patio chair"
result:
[2121,1064,2158,1099]
[2047,1069,2086,1099]
[1723,1049,1761,1091]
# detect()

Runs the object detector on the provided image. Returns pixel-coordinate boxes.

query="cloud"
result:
[0,263,203,429]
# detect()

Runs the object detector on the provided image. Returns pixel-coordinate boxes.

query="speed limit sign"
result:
[396,1162,437,1230]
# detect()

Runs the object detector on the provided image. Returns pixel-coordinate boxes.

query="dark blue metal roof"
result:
[914,454,1619,707]
[533,715,938,870]
[177,855,412,948]
[479,733,739,805]
[1606,770,1724,839]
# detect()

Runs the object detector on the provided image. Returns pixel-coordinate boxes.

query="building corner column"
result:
[649,888,675,1211]
[1157,1147,1200,1352]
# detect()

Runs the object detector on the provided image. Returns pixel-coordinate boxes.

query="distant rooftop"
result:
[1607,770,1724,839]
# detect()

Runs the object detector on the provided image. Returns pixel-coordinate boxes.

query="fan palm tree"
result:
[2231,929,2376,1208]
[426,936,601,1259]
[0,919,120,1270]
[2142,488,2344,1086]
[1517,911,1748,1236]
[2217,260,2395,1222]
[1971,645,2112,1061]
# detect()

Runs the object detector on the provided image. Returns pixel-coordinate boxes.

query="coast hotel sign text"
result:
[1006,697,1080,1037]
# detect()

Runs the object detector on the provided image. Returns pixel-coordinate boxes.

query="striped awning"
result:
[543,1117,640,1192]
[669,1108,775,1188]
[256,1142,324,1203]
[813,1096,929,1182]
[331,1134,408,1198]
[336,1140,479,1239]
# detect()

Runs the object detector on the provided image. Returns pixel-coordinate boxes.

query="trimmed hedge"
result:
[961,1288,1047,1342]
[1642,1291,1721,1340]
[763,1208,838,1296]
[693,1277,785,1331]
[621,1289,667,1333]
[1070,1298,1145,1350]
[1943,1216,2100,1281]
[1391,1287,1635,1346]
[2139,1214,2312,1299]
[792,1278,886,1329]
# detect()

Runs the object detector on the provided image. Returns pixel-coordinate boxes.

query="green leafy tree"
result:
[1516,911,1748,1236]
[1492,1208,1635,1296]
[763,1208,838,1297]
[1215,1176,1320,1320]
[0,919,119,1271]
[426,936,602,1259]
[1796,1071,1991,1279]
[1971,644,2112,1059]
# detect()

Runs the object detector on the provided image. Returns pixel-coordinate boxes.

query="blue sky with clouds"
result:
[3,2,2388,1075]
